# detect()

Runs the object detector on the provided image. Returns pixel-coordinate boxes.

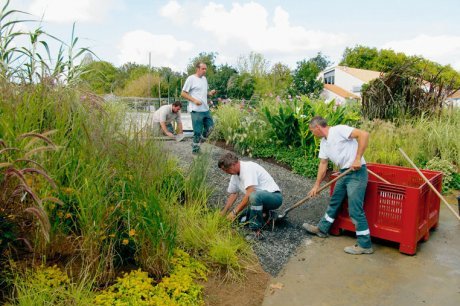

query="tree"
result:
[186,52,217,77]
[211,64,237,98]
[236,52,269,77]
[80,61,118,94]
[362,61,459,119]
[118,73,161,97]
[340,45,379,70]
[227,73,255,99]
[116,62,152,91]
[309,52,331,71]
[253,62,293,97]
[291,53,330,96]
[268,62,293,97]
[341,45,460,87]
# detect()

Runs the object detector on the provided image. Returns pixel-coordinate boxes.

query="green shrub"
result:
[213,103,269,156]
[425,157,458,193]
[94,249,207,306]
[7,265,94,305]
[263,97,360,154]
[252,144,320,178]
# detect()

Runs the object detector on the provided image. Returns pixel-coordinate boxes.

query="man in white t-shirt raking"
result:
[218,153,283,240]
[152,101,183,139]
[181,62,216,154]
[303,116,374,255]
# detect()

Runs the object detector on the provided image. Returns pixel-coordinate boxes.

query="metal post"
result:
[148,52,152,98]
[457,196,460,215]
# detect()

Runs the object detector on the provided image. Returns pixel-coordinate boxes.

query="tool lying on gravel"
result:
[276,168,353,220]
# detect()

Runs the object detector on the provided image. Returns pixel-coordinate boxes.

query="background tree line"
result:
[80,46,460,101]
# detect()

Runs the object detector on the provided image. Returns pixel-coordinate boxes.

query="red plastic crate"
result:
[329,163,443,255]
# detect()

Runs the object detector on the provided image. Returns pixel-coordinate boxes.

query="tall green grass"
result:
[362,109,460,168]
[1,81,255,289]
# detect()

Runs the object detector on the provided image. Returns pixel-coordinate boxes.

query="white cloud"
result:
[382,34,460,70]
[117,30,194,71]
[28,0,122,23]
[195,2,347,54]
[159,0,185,24]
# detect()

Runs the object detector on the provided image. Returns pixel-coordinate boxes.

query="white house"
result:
[446,90,460,107]
[319,66,382,104]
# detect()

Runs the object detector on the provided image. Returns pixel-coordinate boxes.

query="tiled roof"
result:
[448,89,460,99]
[336,66,382,82]
[324,84,360,99]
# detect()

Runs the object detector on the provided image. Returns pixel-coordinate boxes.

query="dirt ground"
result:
[202,263,270,306]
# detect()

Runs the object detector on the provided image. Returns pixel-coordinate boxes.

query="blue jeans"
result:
[191,111,214,153]
[153,122,174,136]
[248,191,283,230]
[317,165,372,248]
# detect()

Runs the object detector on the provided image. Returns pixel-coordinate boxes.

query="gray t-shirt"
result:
[152,104,181,124]
[182,74,209,112]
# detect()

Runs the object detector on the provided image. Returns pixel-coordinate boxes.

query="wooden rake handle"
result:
[367,168,391,184]
[399,148,460,221]
[281,168,354,217]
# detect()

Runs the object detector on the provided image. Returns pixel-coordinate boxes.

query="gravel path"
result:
[165,138,331,276]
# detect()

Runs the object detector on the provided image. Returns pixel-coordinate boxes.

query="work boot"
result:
[302,223,328,238]
[344,244,374,255]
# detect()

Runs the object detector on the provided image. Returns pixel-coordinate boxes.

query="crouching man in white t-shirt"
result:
[218,153,283,240]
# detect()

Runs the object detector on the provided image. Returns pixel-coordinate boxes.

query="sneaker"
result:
[245,230,264,241]
[344,244,374,255]
[302,223,328,238]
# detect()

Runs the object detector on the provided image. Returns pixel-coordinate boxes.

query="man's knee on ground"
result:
[249,192,259,205]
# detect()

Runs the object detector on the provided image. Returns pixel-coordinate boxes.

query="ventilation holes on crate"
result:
[377,190,404,228]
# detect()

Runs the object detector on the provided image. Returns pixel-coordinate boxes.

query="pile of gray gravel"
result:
[165,139,331,276]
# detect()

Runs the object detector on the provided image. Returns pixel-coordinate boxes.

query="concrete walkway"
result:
[263,203,460,306]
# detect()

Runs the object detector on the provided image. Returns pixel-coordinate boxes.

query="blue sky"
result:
[13,0,460,72]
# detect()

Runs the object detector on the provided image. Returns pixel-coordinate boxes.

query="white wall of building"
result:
[321,89,346,105]
[334,69,365,97]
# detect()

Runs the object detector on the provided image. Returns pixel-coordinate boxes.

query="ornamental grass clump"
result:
[362,108,460,180]
[176,204,254,280]
[0,132,60,256]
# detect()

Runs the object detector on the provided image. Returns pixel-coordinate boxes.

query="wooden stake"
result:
[399,148,460,221]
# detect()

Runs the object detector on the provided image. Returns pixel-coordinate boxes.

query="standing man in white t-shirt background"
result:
[152,101,183,138]
[181,62,216,154]
[303,116,373,255]
[218,152,283,240]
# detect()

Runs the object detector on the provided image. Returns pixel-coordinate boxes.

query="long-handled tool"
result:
[277,168,353,220]
[399,148,460,221]
[367,168,391,184]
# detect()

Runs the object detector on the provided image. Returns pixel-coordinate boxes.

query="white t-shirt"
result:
[182,74,209,112]
[318,125,366,169]
[152,105,181,124]
[227,161,280,194]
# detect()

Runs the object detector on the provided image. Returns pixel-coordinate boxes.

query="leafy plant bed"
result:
[213,140,293,171]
